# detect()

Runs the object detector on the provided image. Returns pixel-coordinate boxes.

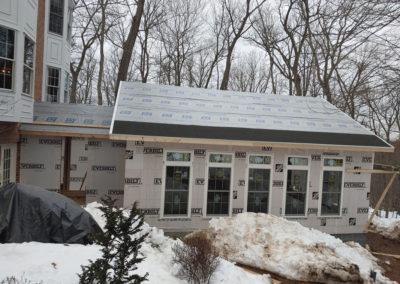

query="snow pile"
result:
[0,242,102,283]
[370,210,400,240]
[207,213,393,283]
[0,203,270,284]
[84,202,271,284]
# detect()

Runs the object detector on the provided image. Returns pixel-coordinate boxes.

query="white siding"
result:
[0,0,37,123]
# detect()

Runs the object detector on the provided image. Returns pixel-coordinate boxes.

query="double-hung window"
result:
[207,153,232,215]
[163,152,191,216]
[49,0,64,35]
[0,26,15,90]
[246,155,272,213]
[2,148,11,185]
[285,157,309,216]
[321,158,344,216]
[47,67,60,102]
[23,37,34,95]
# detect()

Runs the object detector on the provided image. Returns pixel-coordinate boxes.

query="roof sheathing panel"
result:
[109,82,392,149]
[113,82,372,135]
[32,102,113,127]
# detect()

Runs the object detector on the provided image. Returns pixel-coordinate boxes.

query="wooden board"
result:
[0,122,19,144]
[110,133,394,153]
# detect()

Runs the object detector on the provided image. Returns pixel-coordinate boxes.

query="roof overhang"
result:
[110,121,394,153]
[19,122,110,139]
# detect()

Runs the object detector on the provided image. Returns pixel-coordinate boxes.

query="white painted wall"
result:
[0,0,37,123]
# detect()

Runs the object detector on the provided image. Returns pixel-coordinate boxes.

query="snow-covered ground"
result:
[370,209,400,240]
[0,203,271,284]
[205,213,394,283]
[0,203,396,283]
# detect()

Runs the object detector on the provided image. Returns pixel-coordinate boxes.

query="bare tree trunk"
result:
[220,46,235,90]
[96,0,107,105]
[70,71,79,104]
[115,0,145,96]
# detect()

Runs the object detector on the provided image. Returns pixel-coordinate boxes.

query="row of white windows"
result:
[0,25,70,102]
[160,152,346,217]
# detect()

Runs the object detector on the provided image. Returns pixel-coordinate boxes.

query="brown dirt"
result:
[366,232,400,283]
[236,262,316,284]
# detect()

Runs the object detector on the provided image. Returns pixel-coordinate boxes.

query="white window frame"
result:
[22,35,35,96]
[0,26,15,91]
[48,0,65,36]
[2,148,11,186]
[203,152,234,217]
[318,157,345,217]
[160,150,193,219]
[46,66,60,103]
[244,153,273,213]
[282,155,310,218]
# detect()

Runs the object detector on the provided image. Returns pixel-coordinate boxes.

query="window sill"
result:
[21,93,33,98]
[318,215,342,219]
[0,88,14,94]
[48,31,64,38]
[205,214,230,218]
[284,215,308,219]
[159,216,191,220]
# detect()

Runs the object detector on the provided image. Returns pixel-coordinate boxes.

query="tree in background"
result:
[115,0,145,97]
[69,0,400,141]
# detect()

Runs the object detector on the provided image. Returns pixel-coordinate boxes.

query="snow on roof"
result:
[111,82,392,149]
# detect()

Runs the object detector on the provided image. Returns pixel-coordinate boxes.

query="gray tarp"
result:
[0,183,102,244]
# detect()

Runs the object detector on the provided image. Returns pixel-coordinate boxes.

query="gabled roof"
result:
[111,82,393,152]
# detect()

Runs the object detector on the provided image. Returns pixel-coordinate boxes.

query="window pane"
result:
[248,168,270,213]
[322,171,342,193]
[321,192,341,215]
[321,171,342,215]
[24,37,34,67]
[2,148,11,185]
[47,67,60,102]
[22,66,32,94]
[285,169,307,215]
[207,192,230,215]
[166,152,191,162]
[324,158,343,167]
[248,168,270,192]
[64,71,70,103]
[209,154,232,163]
[247,192,269,213]
[164,166,190,216]
[207,167,231,215]
[208,168,230,191]
[288,157,308,166]
[249,155,271,165]
[0,27,14,59]
[49,0,64,35]
[0,59,13,90]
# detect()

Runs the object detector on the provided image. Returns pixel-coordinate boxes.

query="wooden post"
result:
[365,172,398,231]
[62,137,72,191]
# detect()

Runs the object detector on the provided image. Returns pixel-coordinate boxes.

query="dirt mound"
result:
[197,213,392,283]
